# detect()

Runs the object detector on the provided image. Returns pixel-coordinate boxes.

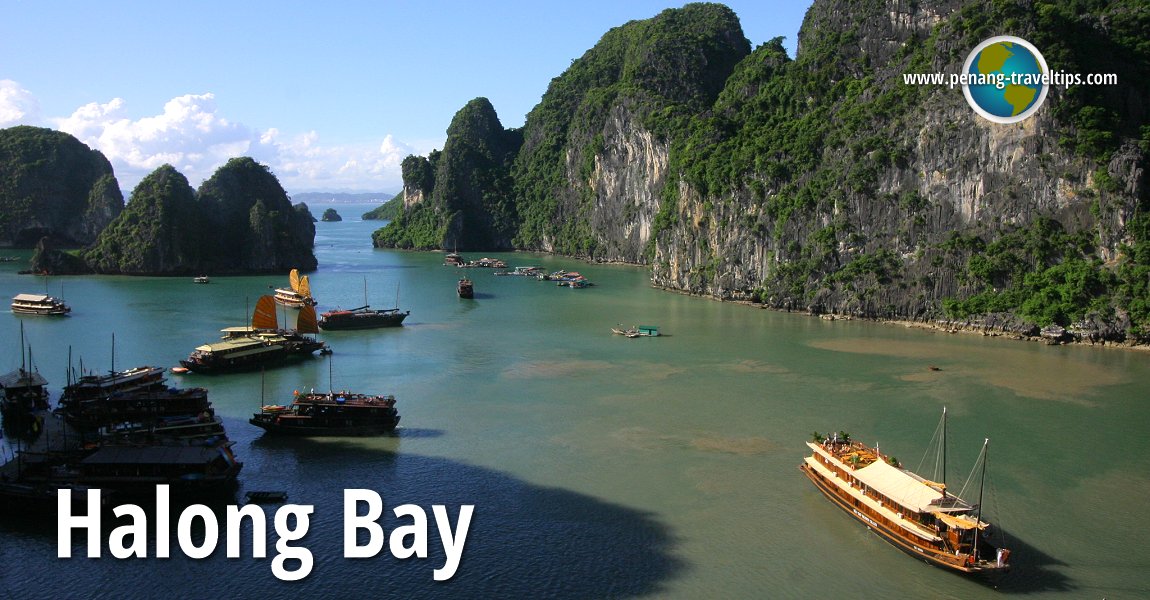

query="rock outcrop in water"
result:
[0,126,123,248]
[375,1,1150,341]
[56,158,316,275]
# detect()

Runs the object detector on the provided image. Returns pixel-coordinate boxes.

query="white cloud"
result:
[0,79,42,127]
[3,83,435,194]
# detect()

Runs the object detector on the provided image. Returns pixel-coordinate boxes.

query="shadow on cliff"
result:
[1,436,684,599]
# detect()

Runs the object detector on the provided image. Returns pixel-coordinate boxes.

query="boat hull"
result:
[249,415,400,436]
[318,310,408,330]
[180,340,327,374]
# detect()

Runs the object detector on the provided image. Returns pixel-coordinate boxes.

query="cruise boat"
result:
[273,268,317,307]
[250,389,400,436]
[799,411,1010,575]
[179,296,328,374]
[11,293,70,315]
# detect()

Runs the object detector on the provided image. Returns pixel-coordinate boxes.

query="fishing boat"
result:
[179,296,328,374]
[2,324,49,413]
[57,365,167,411]
[611,325,659,338]
[273,268,317,307]
[457,277,474,299]
[250,390,400,436]
[318,279,409,330]
[444,252,465,266]
[0,367,49,416]
[11,293,70,316]
[799,410,1010,575]
[193,275,210,284]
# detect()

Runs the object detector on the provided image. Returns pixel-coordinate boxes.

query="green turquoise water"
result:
[1,204,1147,598]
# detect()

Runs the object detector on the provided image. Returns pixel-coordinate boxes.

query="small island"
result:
[321,208,343,222]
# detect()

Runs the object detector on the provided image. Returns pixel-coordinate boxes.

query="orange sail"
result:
[289,268,301,292]
[297,304,319,334]
[299,275,313,299]
[251,295,279,330]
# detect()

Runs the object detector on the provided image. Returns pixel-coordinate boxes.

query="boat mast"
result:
[394,281,400,310]
[19,321,26,372]
[973,438,989,564]
[941,406,948,498]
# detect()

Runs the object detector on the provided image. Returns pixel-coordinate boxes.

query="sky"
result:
[0,1,812,195]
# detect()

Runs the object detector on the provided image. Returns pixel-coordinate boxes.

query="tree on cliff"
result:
[0,125,123,248]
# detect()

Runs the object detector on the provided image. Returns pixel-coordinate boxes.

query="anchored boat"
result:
[11,293,70,316]
[273,268,317,307]
[179,296,328,374]
[799,410,1010,575]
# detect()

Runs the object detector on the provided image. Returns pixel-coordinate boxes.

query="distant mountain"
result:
[292,192,397,204]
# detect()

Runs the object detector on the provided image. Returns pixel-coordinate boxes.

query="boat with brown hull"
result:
[799,413,1010,576]
[250,390,400,436]
[319,306,409,330]
[318,279,409,330]
[457,277,474,299]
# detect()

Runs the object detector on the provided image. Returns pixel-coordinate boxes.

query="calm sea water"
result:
[1,204,1148,599]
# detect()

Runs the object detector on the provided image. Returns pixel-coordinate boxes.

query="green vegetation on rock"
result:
[0,126,123,247]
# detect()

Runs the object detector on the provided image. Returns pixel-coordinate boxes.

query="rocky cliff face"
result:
[379,1,1150,337]
[645,0,1148,334]
[511,3,750,258]
[0,126,123,247]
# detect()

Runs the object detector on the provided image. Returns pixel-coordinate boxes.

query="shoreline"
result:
[652,284,1150,354]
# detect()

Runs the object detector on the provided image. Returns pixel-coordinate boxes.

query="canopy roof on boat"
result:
[0,368,48,388]
[852,457,946,514]
[12,293,52,302]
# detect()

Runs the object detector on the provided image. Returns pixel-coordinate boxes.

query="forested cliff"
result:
[375,1,1150,340]
[33,158,316,275]
[0,126,123,248]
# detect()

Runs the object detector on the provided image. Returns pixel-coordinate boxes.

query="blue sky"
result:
[0,1,811,194]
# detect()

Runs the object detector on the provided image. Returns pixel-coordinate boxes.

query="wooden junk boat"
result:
[273,268,317,307]
[799,410,1010,575]
[250,390,400,436]
[318,279,409,330]
[179,296,328,374]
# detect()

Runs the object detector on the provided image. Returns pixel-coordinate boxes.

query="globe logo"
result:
[962,36,1049,124]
